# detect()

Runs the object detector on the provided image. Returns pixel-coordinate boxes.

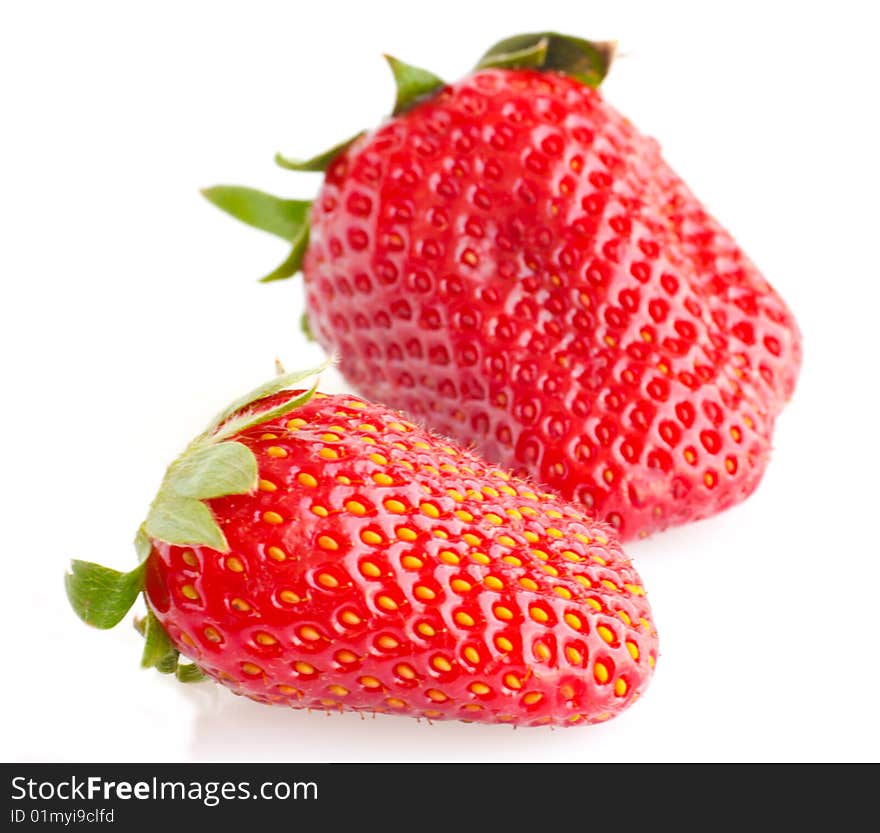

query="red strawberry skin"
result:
[144,390,658,727]
[302,68,802,540]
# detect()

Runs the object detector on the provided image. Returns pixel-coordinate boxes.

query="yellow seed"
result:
[523,530,539,543]
[317,535,338,551]
[263,511,283,525]
[461,532,481,546]
[463,646,480,664]
[561,550,582,563]
[181,551,198,567]
[278,684,300,696]
[277,591,299,605]
[340,610,361,626]
[359,676,382,689]
[484,576,504,591]
[420,502,440,518]
[519,577,538,591]
[242,662,263,676]
[640,617,652,631]
[447,489,464,502]
[372,472,394,486]
[503,673,522,690]
[503,555,523,567]
[287,417,308,429]
[335,650,358,664]
[485,513,503,525]
[297,472,317,488]
[455,611,475,627]
[294,661,316,676]
[368,452,388,465]
[482,486,499,498]
[266,446,288,458]
[471,552,490,565]
[397,527,418,542]
[434,529,449,539]
[560,683,576,700]
[466,489,483,501]
[626,641,640,660]
[495,636,514,652]
[438,550,460,566]
[534,642,551,661]
[529,606,549,624]
[395,663,416,680]
[594,662,610,684]
[554,587,573,600]
[254,632,277,646]
[614,678,628,696]
[266,546,287,563]
[346,400,367,410]
[181,584,199,601]
[361,530,383,546]
[417,622,436,638]
[384,498,407,513]
[328,685,349,697]
[299,625,321,641]
[530,548,549,561]
[598,625,615,644]
[497,535,516,548]
[385,697,407,709]
[203,626,221,643]
[360,561,381,578]
[345,500,367,516]
[317,572,339,589]
[388,421,409,431]
[470,682,490,695]
[357,423,377,432]
[564,613,583,630]
[565,646,584,665]
[494,605,514,621]
[522,692,543,705]
[377,595,398,611]
[648,655,656,668]
[413,441,430,450]
[455,510,475,522]
[450,578,472,593]
[546,527,563,538]
[318,447,340,460]
[426,689,449,703]
[591,554,607,565]
[225,556,244,573]
[401,555,423,571]
[574,533,591,545]
[311,505,329,518]
[414,585,436,601]
[574,575,592,588]
[376,634,400,650]
[586,598,603,611]
[432,656,453,672]
[617,610,632,626]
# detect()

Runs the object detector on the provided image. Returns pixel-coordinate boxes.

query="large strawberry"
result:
[203,31,802,540]
[66,365,658,727]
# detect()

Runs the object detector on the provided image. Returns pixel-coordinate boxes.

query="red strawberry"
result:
[66,365,658,727]
[203,32,801,540]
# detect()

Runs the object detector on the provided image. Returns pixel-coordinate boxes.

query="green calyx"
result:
[202,31,614,283]
[64,360,332,680]
[476,31,616,87]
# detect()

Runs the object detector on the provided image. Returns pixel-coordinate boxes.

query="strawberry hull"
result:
[302,68,801,540]
[143,391,658,727]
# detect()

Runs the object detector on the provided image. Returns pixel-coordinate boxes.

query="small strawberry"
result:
[204,32,802,540]
[66,364,658,727]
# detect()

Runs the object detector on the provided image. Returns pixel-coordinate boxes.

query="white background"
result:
[2,0,878,763]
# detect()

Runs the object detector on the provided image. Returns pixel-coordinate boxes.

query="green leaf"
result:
[205,357,333,434]
[201,186,311,242]
[258,225,309,283]
[145,495,228,552]
[210,382,320,445]
[476,31,617,88]
[134,524,152,563]
[141,610,179,673]
[300,311,315,342]
[65,560,146,629]
[384,54,445,115]
[275,131,365,172]
[475,36,549,71]
[166,441,257,500]
[176,663,208,683]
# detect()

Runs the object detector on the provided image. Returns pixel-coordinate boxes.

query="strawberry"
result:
[204,32,802,540]
[66,365,658,727]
